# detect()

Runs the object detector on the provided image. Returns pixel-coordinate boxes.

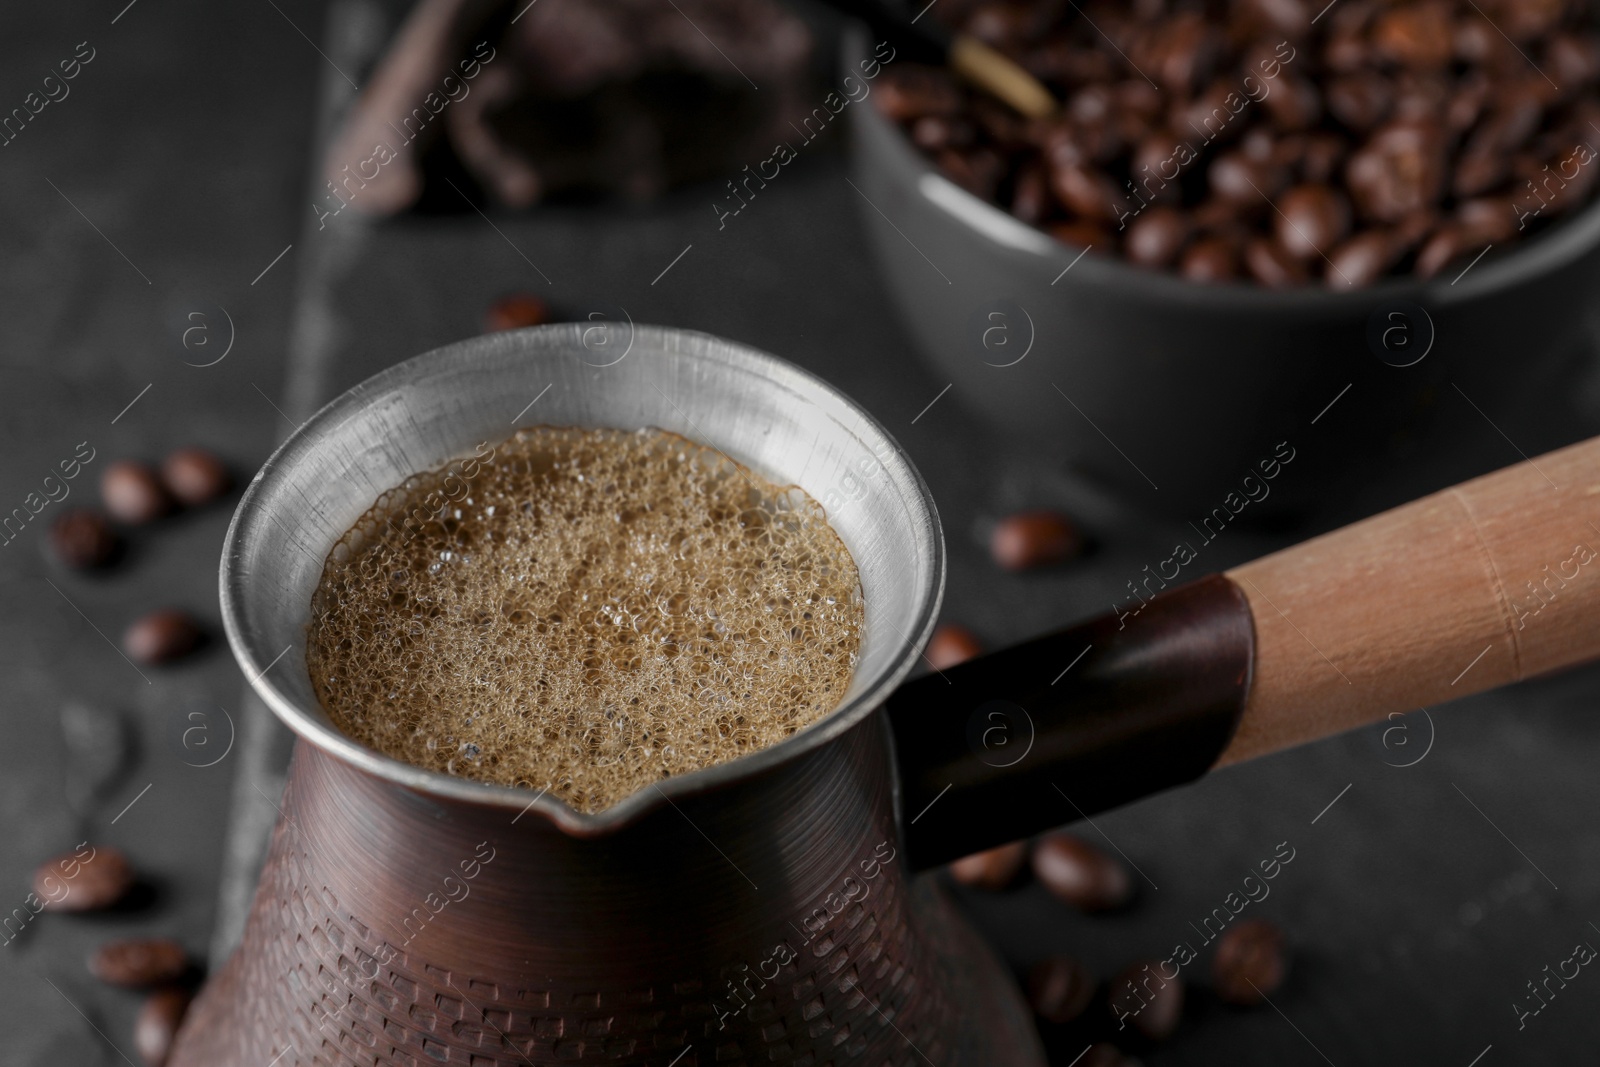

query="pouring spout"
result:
[886,574,1255,870]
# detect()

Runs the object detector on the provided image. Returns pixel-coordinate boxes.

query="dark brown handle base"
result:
[887,575,1255,870]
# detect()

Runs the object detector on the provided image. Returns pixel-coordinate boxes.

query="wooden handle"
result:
[1217,435,1600,766]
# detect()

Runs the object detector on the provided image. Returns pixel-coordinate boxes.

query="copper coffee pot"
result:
[172,325,1600,1066]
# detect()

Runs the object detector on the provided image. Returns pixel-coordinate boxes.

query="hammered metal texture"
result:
[170,721,1044,1066]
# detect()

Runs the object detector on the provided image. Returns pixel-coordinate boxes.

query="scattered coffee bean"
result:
[1213,918,1289,1005]
[123,609,203,666]
[1027,955,1096,1024]
[1032,832,1132,912]
[160,448,231,507]
[949,840,1028,890]
[135,987,193,1067]
[1110,960,1184,1040]
[483,293,551,332]
[34,844,134,912]
[49,509,117,570]
[90,938,190,989]
[101,461,172,525]
[990,510,1081,571]
[925,623,982,671]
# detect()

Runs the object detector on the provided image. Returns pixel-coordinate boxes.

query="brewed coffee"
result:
[306,425,863,812]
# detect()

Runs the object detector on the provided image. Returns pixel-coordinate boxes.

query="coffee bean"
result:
[1275,184,1351,259]
[874,68,962,122]
[1212,918,1289,1005]
[1548,34,1600,89]
[964,3,1033,49]
[990,510,1081,570]
[484,293,550,332]
[1180,235,1240,282]
[1149,13,1220,96]
[1325,30,1368,73]
[1468,91,1546,157]
[1454,150,1508,198]
[1027,955,1096,1024]
[1208,152,1283,205]
[925,624,983,671]
[1025,41,1116,86]
[1415,224,1468,278]
[1010,163,1050,225]
[1447,74,1492,132]
[1457,197,1517,243]
[1109,959,1184,1040]
[1049,161,1124,221]
[886,1,1600,286]
[1262,76,1322,132]
[1326,229,1399,289]
[1067,84,1115,127]
[35,844,134,912]
[1170,81,1240,145]
[1032,832,1132,912]
[49,509,117,570]
[1372,3,1455,69]
[1346,121,1446,223]
[1453,17,1498,65]
[1235,0,1309,40]
[101,461,172,525]
[1500,0,1565,43]
[90,938,190,988]
[1326,73,1393,132]
[1081,1043,1140,1067]
[160,448,231,507]
[949,840,1028,890]
[1300,133,1349,186]
[135,987,193,1067]
[1192,197,1247,234]
[939,147,1005,200]
[1048,220,1111,250]
[1125,207,1192,268]
[123,609,203,666]
[1244,237,1309,286]
[911,115,961,152]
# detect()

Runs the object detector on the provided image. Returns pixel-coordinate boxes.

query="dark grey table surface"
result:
[6,2,1600,1065]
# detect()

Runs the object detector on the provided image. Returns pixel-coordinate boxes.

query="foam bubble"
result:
[306,426,863,813]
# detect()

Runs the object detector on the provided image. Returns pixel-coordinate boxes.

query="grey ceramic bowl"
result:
[846,36,1600,515]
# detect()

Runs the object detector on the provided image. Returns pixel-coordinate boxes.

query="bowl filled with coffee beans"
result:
[848,0,1600,513]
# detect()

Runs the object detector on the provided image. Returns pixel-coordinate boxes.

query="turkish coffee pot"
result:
[171,326,1600,1066]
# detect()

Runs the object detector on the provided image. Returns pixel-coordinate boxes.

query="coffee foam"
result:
[306,426,864,813]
